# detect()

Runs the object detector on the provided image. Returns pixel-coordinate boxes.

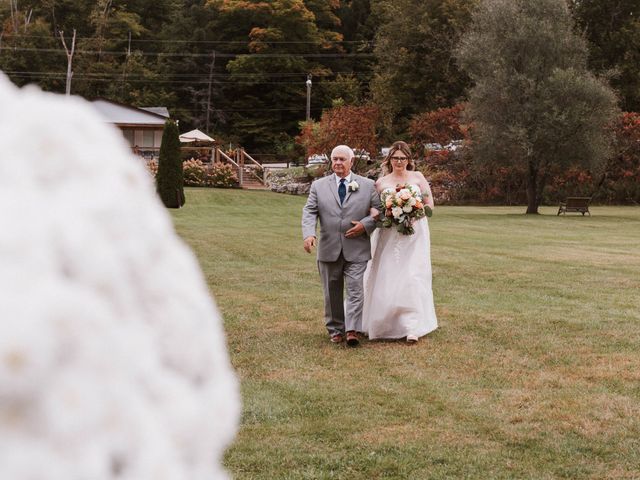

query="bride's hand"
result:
[369,207,380,220]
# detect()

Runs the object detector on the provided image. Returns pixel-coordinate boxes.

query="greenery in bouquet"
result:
[377,184,432,235]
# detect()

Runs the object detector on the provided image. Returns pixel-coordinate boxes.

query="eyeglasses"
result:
[391,156,408,161]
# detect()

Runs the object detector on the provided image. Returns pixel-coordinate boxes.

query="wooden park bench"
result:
[557,196,591,216]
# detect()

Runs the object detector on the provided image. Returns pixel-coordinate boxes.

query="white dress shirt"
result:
[335,173,352,188]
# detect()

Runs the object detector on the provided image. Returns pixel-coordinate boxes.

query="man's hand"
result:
[303,236,316,253]
[345,221,365,238]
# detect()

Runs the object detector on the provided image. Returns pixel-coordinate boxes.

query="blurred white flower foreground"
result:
[0,74,239,480]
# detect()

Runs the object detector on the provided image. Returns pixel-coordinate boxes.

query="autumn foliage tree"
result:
[610,112,640,200]
[409,104,467,147]
[296,104,381,171]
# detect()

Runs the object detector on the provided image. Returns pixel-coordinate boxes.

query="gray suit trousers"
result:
[317,253,367,335]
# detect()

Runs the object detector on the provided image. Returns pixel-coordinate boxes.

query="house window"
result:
[142,130,155,147]
[122,129,134,146]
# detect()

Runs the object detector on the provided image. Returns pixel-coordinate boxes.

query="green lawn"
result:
[172,188,640,479]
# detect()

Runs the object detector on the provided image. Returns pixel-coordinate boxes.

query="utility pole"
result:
[206,51,216,133]
[306,74,312,121]
[122,31,131,96]
[59,29,76,96]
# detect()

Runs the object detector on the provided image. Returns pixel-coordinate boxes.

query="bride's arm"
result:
[415,172,434,209]
[423,181,434,209]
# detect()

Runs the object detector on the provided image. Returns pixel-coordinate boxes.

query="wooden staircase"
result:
[241,166,267,189]
[212,147,268,189]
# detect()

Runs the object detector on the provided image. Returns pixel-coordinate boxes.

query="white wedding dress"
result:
[362,210,438,340]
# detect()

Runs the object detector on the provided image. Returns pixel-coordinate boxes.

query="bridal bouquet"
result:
[378,184,432,235]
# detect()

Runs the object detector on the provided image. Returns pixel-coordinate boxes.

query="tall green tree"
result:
[0,16,61,91]
[156,120,185,208]
[331,0,375,104]
[371,0,476,138]
[202,0,344,152]
[0,0,177,104]
[570,0,640,112]
[456,0,619,214]
[71,0,177,103]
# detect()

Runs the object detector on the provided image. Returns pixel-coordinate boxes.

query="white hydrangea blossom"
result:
[0,74,239,480]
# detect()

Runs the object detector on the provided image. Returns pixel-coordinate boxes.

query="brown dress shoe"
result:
[346,331,359,347]
[330,333,344,344]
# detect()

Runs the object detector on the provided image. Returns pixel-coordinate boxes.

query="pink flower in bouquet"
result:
[399,190,412,201]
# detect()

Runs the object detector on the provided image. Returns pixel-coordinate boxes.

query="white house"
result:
[91,99,169,159]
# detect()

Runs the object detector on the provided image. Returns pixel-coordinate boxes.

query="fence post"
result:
[237,149,243,186]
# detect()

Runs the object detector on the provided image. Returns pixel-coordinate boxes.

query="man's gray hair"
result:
[331,145,354,160]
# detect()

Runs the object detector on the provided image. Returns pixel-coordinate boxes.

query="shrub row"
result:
[146,159,238,188]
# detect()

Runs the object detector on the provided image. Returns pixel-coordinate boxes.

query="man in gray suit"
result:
[302,145,380,346]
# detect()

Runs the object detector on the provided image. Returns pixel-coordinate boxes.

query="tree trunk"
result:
[525,161,539,214]
[535,165,550,212]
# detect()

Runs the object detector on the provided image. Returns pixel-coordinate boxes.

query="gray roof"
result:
[141,107,170,118]
[91,99,168,126]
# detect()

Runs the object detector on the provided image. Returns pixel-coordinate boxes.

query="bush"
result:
[266,167,308,182]
[208,163,238,188]
[145,159,158,178]
[265,167,313,195]
[304,164,327,179]
[183,158,207,186]
[544,112,640,205]
[156,120,185,208]
[418,150,471,204]
[416,148,537,205]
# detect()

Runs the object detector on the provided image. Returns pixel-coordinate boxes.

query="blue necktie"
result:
[338,178,346,205]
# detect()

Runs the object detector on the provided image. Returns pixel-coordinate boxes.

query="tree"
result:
[570,0,640,112]
[598,112,640,203]
[296,104,380,171]
[456,0,619,214]
[371,0,476,137]
[409,103,466,147]
[192,0,346,152]
[156,120,185,208]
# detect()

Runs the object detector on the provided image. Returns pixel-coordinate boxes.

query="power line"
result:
[1,70,372,78]
[0,46,374,58]
[8,34,374,46]
[7,75,364,86]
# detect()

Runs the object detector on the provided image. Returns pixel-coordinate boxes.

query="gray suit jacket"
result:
[302,173,380,262]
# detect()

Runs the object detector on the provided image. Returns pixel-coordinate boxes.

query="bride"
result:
[362,141,438,343]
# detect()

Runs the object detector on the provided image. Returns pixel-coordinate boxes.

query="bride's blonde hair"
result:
[381,141,415,175]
